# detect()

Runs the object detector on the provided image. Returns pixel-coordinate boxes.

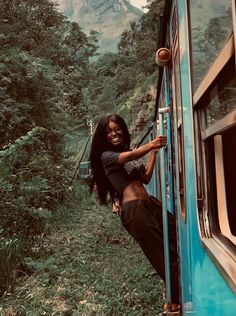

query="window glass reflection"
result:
[190,0,232,92]
[206,65,236,127]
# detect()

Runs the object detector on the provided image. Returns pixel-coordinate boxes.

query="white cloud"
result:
[130,0,147,11]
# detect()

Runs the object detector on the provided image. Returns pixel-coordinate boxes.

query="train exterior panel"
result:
[144,0,236,314]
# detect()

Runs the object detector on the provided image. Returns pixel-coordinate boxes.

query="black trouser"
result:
[121,195,179,303]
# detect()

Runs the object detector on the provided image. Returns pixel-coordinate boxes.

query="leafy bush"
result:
[0,127,68,243]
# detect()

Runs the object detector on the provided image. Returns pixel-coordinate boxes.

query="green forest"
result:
[0,0,165,314]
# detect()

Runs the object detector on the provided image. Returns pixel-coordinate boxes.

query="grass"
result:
[0,184,165,315]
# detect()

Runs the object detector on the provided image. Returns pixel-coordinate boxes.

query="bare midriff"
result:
[122,179,149,203]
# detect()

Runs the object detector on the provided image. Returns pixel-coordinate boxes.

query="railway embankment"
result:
[0,184,164,315]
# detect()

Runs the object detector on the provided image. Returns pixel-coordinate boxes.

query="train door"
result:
[168,1,193,311]
[157,65,180,307]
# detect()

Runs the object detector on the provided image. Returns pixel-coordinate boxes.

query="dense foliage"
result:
[0,0,163,295]
[0,0,98,294]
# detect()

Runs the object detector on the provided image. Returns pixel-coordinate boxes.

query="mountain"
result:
[55,0,143,54]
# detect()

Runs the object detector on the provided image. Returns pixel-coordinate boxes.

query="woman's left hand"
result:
[150,135,167,150]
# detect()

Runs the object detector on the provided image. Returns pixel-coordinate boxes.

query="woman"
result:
[89,114,180,313]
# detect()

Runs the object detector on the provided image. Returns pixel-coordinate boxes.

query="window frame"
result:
[193,36,234,106]
[196,60,236,295]
[190,1,236,292]
[203,111,236,243]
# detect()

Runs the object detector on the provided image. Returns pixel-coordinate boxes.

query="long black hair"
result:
[89,114,131,204]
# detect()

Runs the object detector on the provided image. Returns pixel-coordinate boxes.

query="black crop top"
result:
[101,150,145,194]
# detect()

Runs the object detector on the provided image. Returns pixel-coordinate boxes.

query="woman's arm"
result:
[141,149,158,184]
[118,136,166,164]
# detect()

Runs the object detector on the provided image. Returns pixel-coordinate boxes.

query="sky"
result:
[130,0,148,11]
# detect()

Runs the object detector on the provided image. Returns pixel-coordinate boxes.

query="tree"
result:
[0,0,98,263]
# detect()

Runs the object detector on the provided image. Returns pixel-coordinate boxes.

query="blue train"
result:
[78,161,91,180]
[79,0,235,314]
[141,0,236,315]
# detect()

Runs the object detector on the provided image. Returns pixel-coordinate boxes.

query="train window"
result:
[79,168,88,176]
[194,56,236,289]
[206,72,236,128]
[205,124,236,244]
[190,0,233,92]
[202,60,236,245]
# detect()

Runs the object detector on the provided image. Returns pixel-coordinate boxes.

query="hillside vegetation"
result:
[0,0,164,309]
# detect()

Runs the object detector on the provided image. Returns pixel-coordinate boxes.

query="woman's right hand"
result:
[150,135,167,150]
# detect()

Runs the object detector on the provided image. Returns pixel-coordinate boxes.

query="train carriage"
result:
[142,0,236,314]
[78,161,91,180]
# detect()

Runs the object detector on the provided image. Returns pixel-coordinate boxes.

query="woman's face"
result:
[106,120,124,147]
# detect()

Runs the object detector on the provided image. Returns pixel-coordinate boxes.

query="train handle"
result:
[159,107,172,304]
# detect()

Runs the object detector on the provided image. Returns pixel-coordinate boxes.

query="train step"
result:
[159,303,180,316]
